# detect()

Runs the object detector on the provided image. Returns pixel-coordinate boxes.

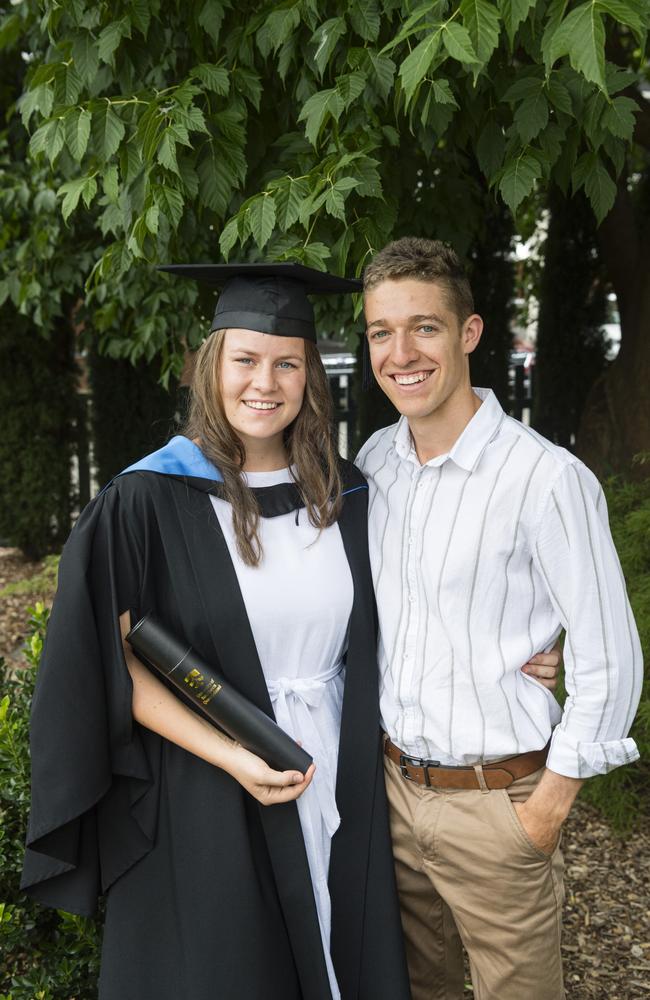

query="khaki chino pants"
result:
[384,754,565,1000]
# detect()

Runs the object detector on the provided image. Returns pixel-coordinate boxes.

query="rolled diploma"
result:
[126,612,313,774]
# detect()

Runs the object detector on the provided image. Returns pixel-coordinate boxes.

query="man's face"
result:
[364,278,482,424]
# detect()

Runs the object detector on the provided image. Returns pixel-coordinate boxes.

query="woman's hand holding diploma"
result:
[228,745,315,805]
[120,612,314,805]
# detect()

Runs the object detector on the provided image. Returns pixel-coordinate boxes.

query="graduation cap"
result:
[157,262,361,343]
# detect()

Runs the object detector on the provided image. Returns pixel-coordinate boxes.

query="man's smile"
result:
[390,370,435,386]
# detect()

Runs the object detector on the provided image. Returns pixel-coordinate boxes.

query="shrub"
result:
[579,473,650,828]
[0,605,101,999]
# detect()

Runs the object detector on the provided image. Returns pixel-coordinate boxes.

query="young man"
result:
[355,238,642,1000]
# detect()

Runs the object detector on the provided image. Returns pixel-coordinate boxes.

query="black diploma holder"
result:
[126,613,313,774]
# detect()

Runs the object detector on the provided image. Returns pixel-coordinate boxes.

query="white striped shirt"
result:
[355,388,642,779]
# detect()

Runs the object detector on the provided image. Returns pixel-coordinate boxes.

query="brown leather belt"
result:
[384,737,549,789]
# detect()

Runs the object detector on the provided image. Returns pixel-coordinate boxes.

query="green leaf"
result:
[263,6,301,54]
[572,150,596,192]
[443,21,480,64]
[553,122,580,193]
[97,18,130,64]
[65,107,92,161]
[248,195,277,250]
[537,120,565,166]
[55,63,83,105]
[514,91,549,143]
[312,17,347,77]
[584,157,616,223]
[127,216,149,258]
[548,2,606,90]
[382,124,400,145]
[460,0,501,65]
[502,74,544,102]
[605,64,636,95]
[541,0,568,72]
[366,50,396,99]
[298,184,329,226]
[34,188,58,213]
[476,118,505,180]
[584,90,608,144]
[350,0,381,41]
[547,75,573,115]
[333,224,356,274]
[275,176,310,229]
[298,88,344,145]
[192,63,230,94]
[71,32,99,85]
[232,67,263,109]
[153,184,185,228]
[498,0,536,46]
[601,134,626,176]
[498,153,541,212]
[603,95,638,141]
[595,0,645,44]
[336,71,367,108]
[431,78,459,106]
[325,186,346,220]
[399,32,443,105]
[82,176,97,208]
[219,216,240,259]
[157,130,179,174]
[29,61,60,88]
[102,163,119,202]
[381,2,443,54]
[323,177,359,220]
[18,85,53,128]
[58,175,96,222]
[0,13,22,50]
[197,147,237,215]
[92,103,125,160]
[351,156,382,197]
[29,118,65,164]
[130,0,151,36]
[145,205,160,234]
[301,241,331,270]
[198,0,225,44]
[334,175,361,192]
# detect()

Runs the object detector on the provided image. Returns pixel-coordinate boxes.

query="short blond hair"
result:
[363,237,474,322]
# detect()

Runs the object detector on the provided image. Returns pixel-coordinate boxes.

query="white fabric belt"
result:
[267,661,343,838]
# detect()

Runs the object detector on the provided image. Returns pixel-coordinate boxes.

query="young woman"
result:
[22,264,412,1000]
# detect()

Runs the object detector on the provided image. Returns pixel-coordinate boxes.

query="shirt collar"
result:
[392,388,505,472]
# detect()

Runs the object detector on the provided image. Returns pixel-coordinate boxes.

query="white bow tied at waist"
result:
[266,661,343,839]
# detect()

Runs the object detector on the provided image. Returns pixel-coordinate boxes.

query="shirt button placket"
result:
[401,470,427,746]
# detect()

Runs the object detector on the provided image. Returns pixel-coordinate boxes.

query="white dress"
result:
[211,468,354,1000]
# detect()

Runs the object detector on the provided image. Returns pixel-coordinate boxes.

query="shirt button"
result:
[409,595,415,604]
[408,536,415,545]
[404,652,410,660]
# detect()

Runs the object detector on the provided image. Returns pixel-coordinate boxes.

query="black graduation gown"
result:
[21,459,411,1000]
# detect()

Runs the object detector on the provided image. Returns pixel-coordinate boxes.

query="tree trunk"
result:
[533,187,608,448]
[576,169,650,478]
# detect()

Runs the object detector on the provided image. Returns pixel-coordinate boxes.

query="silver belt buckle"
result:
[399,752,440,787]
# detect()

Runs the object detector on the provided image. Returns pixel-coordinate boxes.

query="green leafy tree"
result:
[1,0,649,470]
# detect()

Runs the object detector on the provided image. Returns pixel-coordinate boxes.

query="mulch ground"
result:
[1,547,648,998]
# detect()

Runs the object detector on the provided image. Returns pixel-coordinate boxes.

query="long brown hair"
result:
[184,330,343,566]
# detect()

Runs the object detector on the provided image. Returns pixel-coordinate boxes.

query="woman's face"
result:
[219,328,307,458]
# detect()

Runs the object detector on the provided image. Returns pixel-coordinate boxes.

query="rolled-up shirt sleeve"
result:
[532,461,643,779]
